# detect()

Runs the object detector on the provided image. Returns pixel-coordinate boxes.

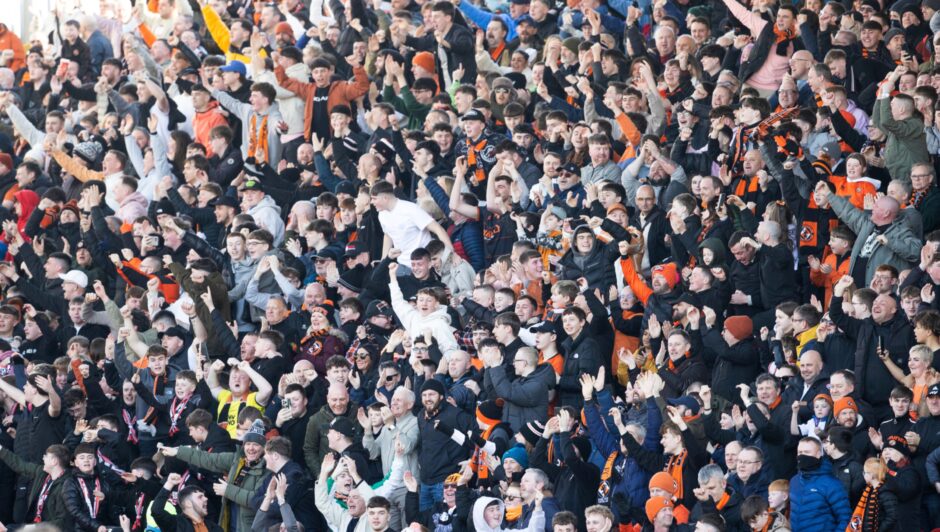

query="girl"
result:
[847,457,898,532]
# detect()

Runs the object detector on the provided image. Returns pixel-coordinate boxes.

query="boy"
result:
[809,225,855,310]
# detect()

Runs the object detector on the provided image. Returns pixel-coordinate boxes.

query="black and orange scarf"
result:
[248,114,270,163]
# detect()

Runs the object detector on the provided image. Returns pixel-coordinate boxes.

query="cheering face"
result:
[74,452,96,474]
[243,441,264,462]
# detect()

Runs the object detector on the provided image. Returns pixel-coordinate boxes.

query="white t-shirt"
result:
[378,199,434,264]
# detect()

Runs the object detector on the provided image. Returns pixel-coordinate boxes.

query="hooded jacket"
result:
[389,279,459,357]
[117,191,148,224]
[247,195,285,246]
[557,225,622,290]
[467,494,546,532]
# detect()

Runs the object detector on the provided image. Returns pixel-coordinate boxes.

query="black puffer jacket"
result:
[557,224,623,290]
[558,329,604,409]
[63,471,112,532]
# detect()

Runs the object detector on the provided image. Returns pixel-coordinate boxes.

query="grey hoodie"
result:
[248,195,285,246]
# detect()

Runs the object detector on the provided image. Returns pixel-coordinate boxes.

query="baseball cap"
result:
[158,326,188,340]
[211,195,239,209]
[219,61,247,77]
[560,162,580,175]
[329,416,357,439]
[240,179,264,193]
[530,321,556,334]
[315,248,340,262]
[460,109,486,122]
[59,270,89,288]
[344,240,368,258]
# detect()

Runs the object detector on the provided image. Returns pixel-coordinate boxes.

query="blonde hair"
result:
[910,344,934,367]
[864,457,886,484]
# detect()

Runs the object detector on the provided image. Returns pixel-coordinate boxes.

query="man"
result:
[909,162,940,233]
[152,472,223,532]
[0,444,72,528]
[738,374,793,478]
[274,383,312,466]
[558,307,603,408]
[782,350,829,423]
[362,387,419,528]
[315,453,376,532]
[304,383,359,479]
[415,378,474,511]
[727,446,771,499]
[580,134,620,184]
[161,419,269,532]
[719,1,796,97]
[210,80,283,167]
[365,497,395,532]
[689,464,745,530]
[274,54,369,142]
[239,179,286,246]
[405,2,476,88]
[629,184,671,272]
[819,183,922,287]
[789,437,852,531]
[483,345,550,432]
[830,275,916,419]
[191,84,228,157]
[370,181,454,263]
[112,342,177,455]
[737,222,797,329]
[327,416,379,484]
[873,66,930,181]
[250,437,317,530]
[583,505,614,532]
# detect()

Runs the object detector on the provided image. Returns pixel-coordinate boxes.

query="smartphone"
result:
[281,398,290,408]
[717,193,726,209]
[56,59,70,78]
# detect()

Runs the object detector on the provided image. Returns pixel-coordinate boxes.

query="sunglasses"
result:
[355,352,371,359]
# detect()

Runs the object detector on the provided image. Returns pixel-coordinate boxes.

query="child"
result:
[534,207,566,269]
[337,297,363,341]
[791,393,832,439]
[740,494,790,532]
[808,225,854,310]
[847,457,898,531]
[767,479,790,518]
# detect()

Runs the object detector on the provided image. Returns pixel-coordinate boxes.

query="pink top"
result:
[724,0,793,91]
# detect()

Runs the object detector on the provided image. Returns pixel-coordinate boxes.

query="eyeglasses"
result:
[443,483,457,489]
[413,346,429,352]
[504,494,522,501]
[736,459,761,465]
[494,88,511,94]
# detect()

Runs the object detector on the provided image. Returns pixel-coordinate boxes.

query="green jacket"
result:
[382,84,431,131]
[303,403,360,478]
[176,445,267,532]
[0,447,73,531]
[872,97,930,182]
[829,193,923,285]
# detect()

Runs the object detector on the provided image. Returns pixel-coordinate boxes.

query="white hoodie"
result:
[390,280,459,357]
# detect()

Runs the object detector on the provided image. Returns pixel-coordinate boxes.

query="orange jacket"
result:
[809,252,851,310]
[0,25,26,73]
[274,65,370,141]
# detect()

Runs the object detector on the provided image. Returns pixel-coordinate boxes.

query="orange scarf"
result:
[466,137,488,183]
[847,484,878,531]
[489,41,507,62]
[249,114,270,163]
[666,449,687,499]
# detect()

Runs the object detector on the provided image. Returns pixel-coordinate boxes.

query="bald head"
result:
[799,350,823,384]
[871,196,900,225]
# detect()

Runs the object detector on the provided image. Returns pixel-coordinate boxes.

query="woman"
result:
[881,344,940,417]
[296,306,348,377]
[349,344,379,405]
